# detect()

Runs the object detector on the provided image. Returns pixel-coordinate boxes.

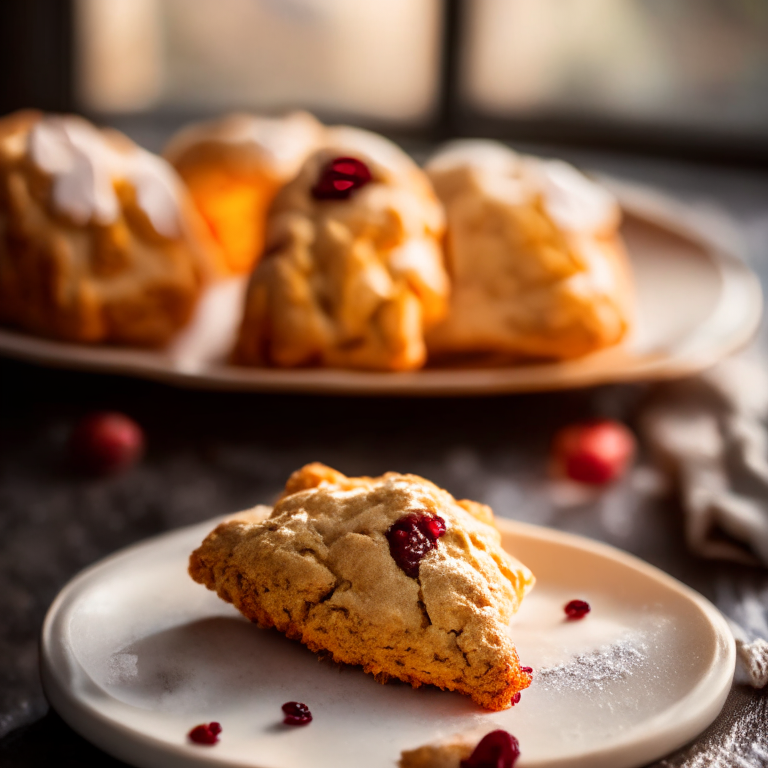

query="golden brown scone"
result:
[189,463,534,711]
[164,111,323,276]
[0,111,216,346]
[280,461,378,498]
[425,141,633,361]
[231,129,448,371]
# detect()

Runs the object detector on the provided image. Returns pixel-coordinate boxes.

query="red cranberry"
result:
[282,701,312,725]
[69,412,144,475]
[386,512,447,578]
[188,722,221,745]
[564,599,591,620]
[512,692,521,705]
[460,730,520,768]
[311,156,372,200]
[520,666,533,675]
[552,419,635,485]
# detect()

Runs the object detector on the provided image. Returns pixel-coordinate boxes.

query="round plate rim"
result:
[40,517,736,768]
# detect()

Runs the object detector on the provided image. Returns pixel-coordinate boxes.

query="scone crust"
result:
[164,111,324,276]
[232,131,448,371]
[190,463,534,711]
[0,111,215,346]
[425,140,632,361]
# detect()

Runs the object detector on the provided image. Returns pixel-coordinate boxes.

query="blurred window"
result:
[461,0,768,139]
[72,0,768,153]
[75,0,442,125]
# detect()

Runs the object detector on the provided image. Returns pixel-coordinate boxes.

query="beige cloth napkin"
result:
[640,355,768,689]
[641,355,768,567]
[730,623,768,689]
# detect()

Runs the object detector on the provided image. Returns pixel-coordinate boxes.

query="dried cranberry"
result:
[311,156,372,200]
[282,701,312,725]
[512,692,521,705]
[551,419,635,485]
[564,599,591,620]
[460,730,520,768]
[69,411,144,475]
[386,512,447,578]
[188,722,221,745]
[520,666,533,675]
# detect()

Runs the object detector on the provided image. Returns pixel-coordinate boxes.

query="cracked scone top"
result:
[189,463,535,711]
[232,129,448,370]
[0,111,215,346]
[425,140,633,361]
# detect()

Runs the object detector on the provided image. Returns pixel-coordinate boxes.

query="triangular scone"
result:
[189,463,534,711]
[424,140,632,361]
[231,128,448,371]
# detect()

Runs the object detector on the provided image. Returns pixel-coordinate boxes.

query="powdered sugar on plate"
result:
[536,636,648,694]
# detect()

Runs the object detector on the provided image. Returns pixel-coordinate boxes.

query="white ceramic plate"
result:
[41,516,734,768]
[0,180,762,395]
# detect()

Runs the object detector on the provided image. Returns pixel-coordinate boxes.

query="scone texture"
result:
[399,736,476,768]
[425,140,632,361]
[0,111,215,346]
[232,129,448,371]
[164,111,323,275]
[189,463,534,711]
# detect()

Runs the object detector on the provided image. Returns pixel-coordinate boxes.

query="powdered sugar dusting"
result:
[29,115,183,237]
[107,652,138,685]
[536,637,648,693]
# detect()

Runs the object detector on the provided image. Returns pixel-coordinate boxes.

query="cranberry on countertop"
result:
[188,722,221,745]
[69,411,144,475]
[551,419,635,485]
[282,701,312,725]
[386,512,446,578]
[460,730,520,768]
[311,156,372,200]
[564,599,591,620]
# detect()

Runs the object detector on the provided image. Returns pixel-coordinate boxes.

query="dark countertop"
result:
[2,149,768,766]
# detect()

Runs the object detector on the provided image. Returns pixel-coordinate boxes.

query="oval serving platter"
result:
[0,179,761,395]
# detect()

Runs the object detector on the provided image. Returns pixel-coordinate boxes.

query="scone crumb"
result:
[399,730,480,768]
[400,729,519,768]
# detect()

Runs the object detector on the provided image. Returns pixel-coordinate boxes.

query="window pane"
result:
[76,0,442,125]
[462,0,768,137]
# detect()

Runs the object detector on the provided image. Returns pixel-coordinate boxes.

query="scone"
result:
[0,111,215,346]
[232,129,448,370]
[424,140,632,361]
[164,111,323,275]
[189,463,535,711]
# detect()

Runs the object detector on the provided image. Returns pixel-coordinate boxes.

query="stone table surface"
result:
[1,147,768,767]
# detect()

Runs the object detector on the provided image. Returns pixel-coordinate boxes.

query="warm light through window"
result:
[75,0,442,125]
[462,0,768,136]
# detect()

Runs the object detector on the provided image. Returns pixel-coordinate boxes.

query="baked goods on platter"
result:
[189,463,534,710]
[0,111,215,346]
[232,128,448,371]
[164,111,323,276]
[0,107,635,369]
[424,140,632,361]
